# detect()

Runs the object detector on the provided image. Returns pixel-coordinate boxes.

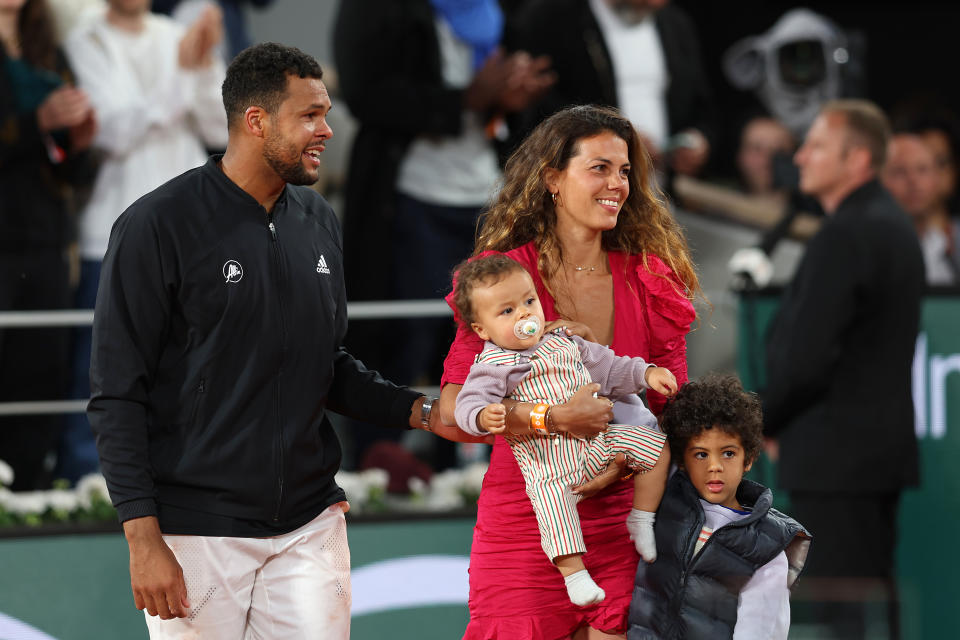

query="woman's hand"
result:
[572,453,628,499]
[37,86,91,133]
[543,319,598,344]
[548,383,613,439]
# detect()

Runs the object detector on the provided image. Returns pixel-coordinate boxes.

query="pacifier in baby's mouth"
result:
[513,316,541,340]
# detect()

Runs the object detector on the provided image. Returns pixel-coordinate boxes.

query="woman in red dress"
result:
[438,105,701,639]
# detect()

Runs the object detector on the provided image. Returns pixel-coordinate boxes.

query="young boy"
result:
[627,373,811,640]
[452,254,676,607]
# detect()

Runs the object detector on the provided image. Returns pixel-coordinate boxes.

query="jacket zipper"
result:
[268,215,288,521]
[188,378,205,427]
[670,514,707,629]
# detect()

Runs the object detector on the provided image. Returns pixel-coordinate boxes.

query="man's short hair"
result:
[222,42,324,129]
[822,99,891,173]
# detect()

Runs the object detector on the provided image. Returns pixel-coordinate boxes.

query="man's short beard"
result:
[263,135,318,186]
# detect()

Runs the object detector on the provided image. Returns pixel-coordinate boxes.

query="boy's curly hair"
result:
[659,373,764,465]
[451,254,529,326]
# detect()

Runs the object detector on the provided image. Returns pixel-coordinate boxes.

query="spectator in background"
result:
[736,114,796,197]
[764,100,924,640]
[333,0,553,470]
[0,0,97,491]
[508,0,715,177]
[883,133,959,285]
[893,100,960,215]
[46,0,104,42]
[58,0,228,483]
[152,0,275,62]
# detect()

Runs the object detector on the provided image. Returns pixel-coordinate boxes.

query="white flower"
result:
[4,491,47,516]
[44,489,81,512]
[358,468,389,491]
[76,473,110,509]
[407,476,427,497]
[0,458,14,487]
[461,462,488,493]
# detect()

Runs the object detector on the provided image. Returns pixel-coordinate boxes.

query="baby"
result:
[453,254,675,606]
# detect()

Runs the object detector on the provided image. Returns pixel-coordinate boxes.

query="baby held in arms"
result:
[452,255,675,606]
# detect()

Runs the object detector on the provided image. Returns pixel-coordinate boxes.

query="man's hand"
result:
[178,3,223,69]
[572,452,628,499]
[123,516,190,619]
[409,395,495,444]
[644,366,678,397]
[669,128,710,176]
[496,51,555,113]
[478,404,508,434]
[464,49,555,114]
[549,383,613,439]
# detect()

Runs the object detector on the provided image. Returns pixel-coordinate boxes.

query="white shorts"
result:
[145,504,351,640]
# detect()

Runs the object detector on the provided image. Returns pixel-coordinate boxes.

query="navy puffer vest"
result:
[627,470,809,640]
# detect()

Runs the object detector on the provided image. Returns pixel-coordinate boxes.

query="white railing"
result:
[0,300,451,415]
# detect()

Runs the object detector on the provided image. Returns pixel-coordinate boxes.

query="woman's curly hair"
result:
[473,105,701,316]
[659,373,764,465]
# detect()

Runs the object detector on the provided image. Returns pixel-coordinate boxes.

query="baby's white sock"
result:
[626,508,657,562]
[563,569,605,606]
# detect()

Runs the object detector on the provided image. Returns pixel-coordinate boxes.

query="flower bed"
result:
[0,459,487,529]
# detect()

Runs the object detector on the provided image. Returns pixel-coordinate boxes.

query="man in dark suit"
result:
[764,100,924,639]
[507,0,715,176]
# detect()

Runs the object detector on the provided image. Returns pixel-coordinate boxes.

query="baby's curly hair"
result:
[451,254,529,326]
[659,373,763,465]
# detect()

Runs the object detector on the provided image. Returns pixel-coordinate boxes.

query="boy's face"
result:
[470,270,546,350]
[681,427,753,510]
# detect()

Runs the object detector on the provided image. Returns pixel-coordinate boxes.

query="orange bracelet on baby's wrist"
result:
[529,402,550,434]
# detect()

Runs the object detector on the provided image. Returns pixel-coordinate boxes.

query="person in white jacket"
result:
[59,0,228,483]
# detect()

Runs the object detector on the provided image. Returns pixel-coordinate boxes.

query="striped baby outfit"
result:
[477,332,667,561]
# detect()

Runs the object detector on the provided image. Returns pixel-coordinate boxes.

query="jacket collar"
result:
[202,155,289,213]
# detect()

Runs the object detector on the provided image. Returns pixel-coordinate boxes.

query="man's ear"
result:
[846,144,873,176]
[744,457,754,473]
[244,106,267,138]
[471,322,490,341]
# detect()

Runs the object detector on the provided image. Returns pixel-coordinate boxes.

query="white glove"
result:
[728,247,774,288]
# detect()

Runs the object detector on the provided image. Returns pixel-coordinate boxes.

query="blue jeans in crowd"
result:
[56,259,101,483]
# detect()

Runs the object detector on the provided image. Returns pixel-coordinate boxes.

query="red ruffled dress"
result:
[442,242,696,639]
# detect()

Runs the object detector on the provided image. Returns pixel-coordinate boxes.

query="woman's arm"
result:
[440,381,614,437]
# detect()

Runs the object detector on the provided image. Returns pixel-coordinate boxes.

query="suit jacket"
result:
[506,0,716,152]
[763,180,924,492]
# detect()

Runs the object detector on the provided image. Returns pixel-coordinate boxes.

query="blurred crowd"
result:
[1,0,958,495]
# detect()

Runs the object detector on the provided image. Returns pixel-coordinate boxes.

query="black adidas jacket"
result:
[88,157,420,534]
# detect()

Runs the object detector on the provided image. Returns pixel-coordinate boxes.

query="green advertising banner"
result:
[737,291,960,639]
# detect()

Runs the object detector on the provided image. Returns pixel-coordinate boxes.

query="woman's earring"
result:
[551,191,562,207]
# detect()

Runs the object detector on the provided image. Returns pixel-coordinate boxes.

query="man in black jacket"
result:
[88,43,457,639]
[764,100,924,639]
[507,0,715,177]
